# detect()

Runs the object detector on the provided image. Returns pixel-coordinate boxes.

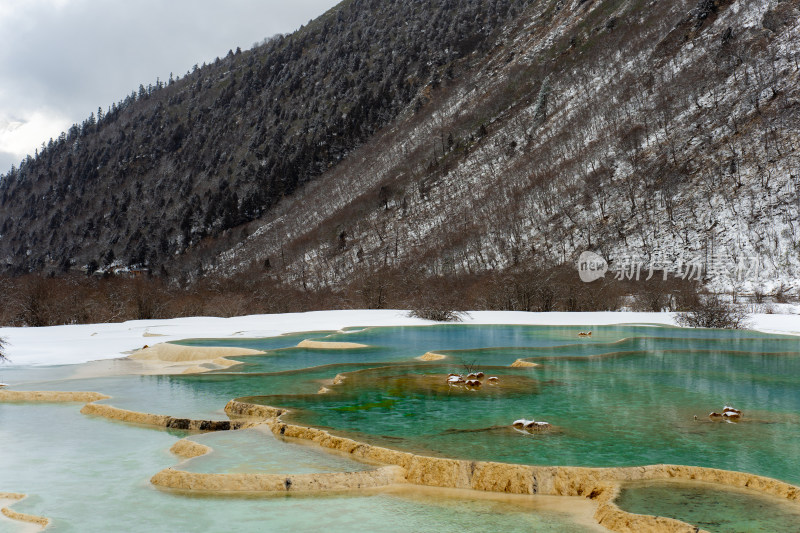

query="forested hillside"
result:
[0,0,532,273]
[1,0,798,301]
[213,0,800,296]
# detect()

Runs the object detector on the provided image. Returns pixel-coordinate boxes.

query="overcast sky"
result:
[0,0,339,173]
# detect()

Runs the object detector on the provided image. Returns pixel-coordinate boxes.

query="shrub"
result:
[631,276,702,312]
[461,359,480,374]
[409,306,465,322]
[675,295,750,329]
[631,276,673,312]
[774,283,791,304]
[753,288,765,304]
[0,337,7,362]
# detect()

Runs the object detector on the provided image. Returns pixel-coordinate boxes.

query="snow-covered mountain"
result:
[2,0,798,295]
[213,0,800,295]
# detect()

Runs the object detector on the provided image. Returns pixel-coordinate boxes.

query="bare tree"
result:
[675,295,750,329]
[460,359,479,375]
[0,337,8,362]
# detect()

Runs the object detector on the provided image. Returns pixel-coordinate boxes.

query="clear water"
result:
[615,480,800,532]
[229,326,800,484]
[3,323,800,530]
[171,331,331,352]
[189,324,799,373]
[181,427,376,475]
[0,404,596,532]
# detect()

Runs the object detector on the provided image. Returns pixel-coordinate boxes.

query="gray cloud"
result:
[0,0,339,172]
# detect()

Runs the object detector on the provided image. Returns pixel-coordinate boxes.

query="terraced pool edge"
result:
[223,399,800,533]
[0,493,49,530]
[4,391,799,533]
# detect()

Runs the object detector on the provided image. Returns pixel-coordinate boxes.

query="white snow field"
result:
[1,309,798,367]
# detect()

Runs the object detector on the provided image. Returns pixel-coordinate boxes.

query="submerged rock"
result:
[447,375,465,384]
[524,421,553,433]
[709,406,743,422]
[512,419,531,429]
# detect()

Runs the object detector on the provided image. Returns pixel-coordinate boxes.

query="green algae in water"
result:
[240,333,800,484]
[9,324,800,483]
[615,480,800,533]
[5,323,800,531]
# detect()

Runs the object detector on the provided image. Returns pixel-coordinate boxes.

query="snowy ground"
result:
[0,309,798,367]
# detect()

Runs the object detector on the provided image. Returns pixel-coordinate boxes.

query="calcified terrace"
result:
[3,322,800,532]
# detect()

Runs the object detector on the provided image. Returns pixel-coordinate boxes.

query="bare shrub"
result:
[403,271,467,322]
[0,260,755,329]
[461,359,479,374]
[0,337,8,362]
[352,268,401,309]
[0,276,13,325]
[631,278,672,312]
[553,266,625,312]
[484,269,559,312]
[774,283,791,304]
[203,293,248,318]
[130,280,166,320]
[631,276,700,312]
[10,275,72,327]
[752,288,765,304]
[673,280,702,311]
[409,306,465,322]
[476,265,626,312]
[675,295,750,329]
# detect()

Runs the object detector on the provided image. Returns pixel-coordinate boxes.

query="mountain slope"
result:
[211,0,800,294]
[0,0,532,273]
[1,0,798,297]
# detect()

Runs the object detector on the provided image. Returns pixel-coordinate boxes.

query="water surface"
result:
[616,480,800,532]
[3,323,800,531]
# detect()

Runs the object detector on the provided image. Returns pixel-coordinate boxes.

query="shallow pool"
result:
[615,480,800,532]
[2,323,800,530]
[0,404,599,532]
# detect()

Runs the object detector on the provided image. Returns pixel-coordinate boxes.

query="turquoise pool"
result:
[2,323,800,530]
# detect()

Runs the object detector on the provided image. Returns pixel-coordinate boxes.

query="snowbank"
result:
[0,310,798,367]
